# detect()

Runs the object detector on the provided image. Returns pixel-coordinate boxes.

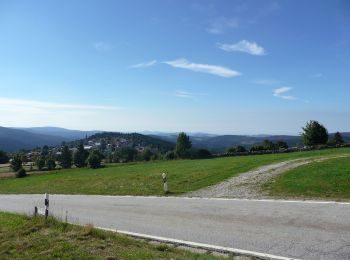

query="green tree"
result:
[15,168,27,178]
[332,132,344,145]
[175,132,192,158]
[87,150,102,169]
[275,141,288,149]
[116,147,137,162]
[195,149,212,159]
[141,149,153,161]
[302,120,328,146]
[164,151,175,160]
[227,145,246,153]
[36,156,45,171]
[262,139,275,150]
[46,158,56,170]
[0,150,9,164]
[74,143,89,168]
[59,145,72,169]
[10,154,22,172]
[41,145,49,156]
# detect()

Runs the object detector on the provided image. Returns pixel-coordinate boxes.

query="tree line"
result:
[0,120,347,178]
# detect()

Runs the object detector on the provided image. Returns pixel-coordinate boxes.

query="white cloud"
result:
[129,60,157,69]
[273,87,296,100]
[207,17,239,34]
[252,79,280,85]
[218,40,266,56]
[162,58,241,78]
[0,97,121,111]
[174,90,208,100]
[93,42,112,51]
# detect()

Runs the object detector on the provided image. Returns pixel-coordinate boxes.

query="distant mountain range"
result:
[150,132,350,152]
[0,126,349,153]
[0,127,100,152]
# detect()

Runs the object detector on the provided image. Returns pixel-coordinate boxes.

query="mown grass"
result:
[0,148,349,196]
[0,211,222,260]
[263,156,350,200]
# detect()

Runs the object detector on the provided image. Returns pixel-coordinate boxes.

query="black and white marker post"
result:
[44,193,49,219]
[162,173,169,193]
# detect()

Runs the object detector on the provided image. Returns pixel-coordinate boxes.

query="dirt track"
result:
[186,155,348,199]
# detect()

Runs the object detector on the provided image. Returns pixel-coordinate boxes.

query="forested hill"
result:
[70,132,175,152]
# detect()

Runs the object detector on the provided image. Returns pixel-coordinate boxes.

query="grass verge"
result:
[263,156,350,200]
[0,148,349,196]
[0,211,223,260]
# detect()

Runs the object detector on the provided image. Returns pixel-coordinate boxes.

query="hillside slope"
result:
[0,127,69,152]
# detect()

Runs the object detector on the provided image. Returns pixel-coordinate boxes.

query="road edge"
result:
[97,226,299,260]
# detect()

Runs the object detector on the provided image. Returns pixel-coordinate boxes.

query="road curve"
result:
[0,195,349,260]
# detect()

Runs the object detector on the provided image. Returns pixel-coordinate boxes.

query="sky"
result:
[0,0,349,135]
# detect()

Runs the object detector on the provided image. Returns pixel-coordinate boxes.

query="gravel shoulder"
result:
[185,155,349,199]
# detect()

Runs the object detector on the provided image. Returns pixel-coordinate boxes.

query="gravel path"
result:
[186,155,348,199]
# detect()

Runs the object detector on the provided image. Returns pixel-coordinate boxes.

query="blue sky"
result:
[0,0,349,134]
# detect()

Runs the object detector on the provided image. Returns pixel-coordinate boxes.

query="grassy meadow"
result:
[263,156,350,200]
[0,212,223,260]
[0,147,349,196]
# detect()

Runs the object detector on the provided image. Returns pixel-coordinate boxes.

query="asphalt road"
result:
[0,195,349,260]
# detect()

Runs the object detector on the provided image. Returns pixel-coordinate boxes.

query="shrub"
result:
[194,149,212,159]
[15,168,27,178]
[46,158,56,171]
[87,150,102,169]
[36,156,45,171]
[10,154,22,172]
[227,145,246,153]
[164,151,175,160]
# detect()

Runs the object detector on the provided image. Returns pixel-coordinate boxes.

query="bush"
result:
[15,168,27,178]
[227,146,246,153]
[46,158,56,171]
[164,151,175,160]
[36,156,45,171]
[10,155,22,172]
[87,150,103,169]
[194,149,212,159]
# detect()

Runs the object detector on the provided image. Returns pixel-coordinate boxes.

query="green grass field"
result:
[263,156,350,200]
[0,148,349,196]
[0,212,222,260]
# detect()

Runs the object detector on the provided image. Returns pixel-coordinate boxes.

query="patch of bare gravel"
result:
[185,155,349,199]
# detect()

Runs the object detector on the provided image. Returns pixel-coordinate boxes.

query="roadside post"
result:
[162,173,169,194]
[44,193,49,219]
[33,193,50,220]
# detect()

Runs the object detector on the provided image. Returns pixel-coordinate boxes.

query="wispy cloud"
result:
[206,17,239,34]
[273,87,309,103]
[253,79,279,85]
[129,60,157,69]
[174,90,208,100]
[162,58,241,78]
[93,41,112,52]
[0,97,121,112]
[217,40,266,56]
[273,87,296,100]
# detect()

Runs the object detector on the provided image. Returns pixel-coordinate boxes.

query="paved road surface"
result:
[0,195,349,260]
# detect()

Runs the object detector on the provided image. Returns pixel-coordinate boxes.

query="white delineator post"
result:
[44,193,49,219]
[162,173,169,193]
